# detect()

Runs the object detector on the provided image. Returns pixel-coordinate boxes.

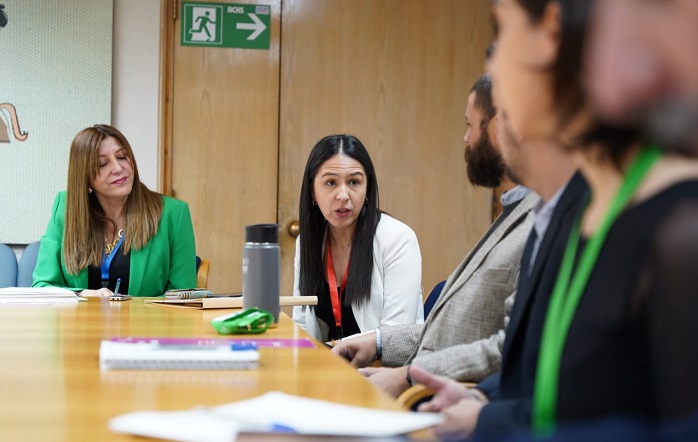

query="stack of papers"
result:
[0,287,85,305]
[109,391,443,441]
[99,340,260,370]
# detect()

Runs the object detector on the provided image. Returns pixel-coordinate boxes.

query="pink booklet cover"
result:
[110,337,315,349]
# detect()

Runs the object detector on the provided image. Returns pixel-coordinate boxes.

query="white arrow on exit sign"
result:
[236,13,266,40]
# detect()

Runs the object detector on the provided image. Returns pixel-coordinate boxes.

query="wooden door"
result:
[277,0,494,297]
[164,0,282,292]
[164,0,494,297]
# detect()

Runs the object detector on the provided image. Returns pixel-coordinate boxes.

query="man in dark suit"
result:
[410,110,589,440]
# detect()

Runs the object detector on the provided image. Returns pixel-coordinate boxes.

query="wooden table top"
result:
[0,298,418,441]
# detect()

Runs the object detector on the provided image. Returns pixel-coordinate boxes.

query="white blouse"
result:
[292,214,424,342]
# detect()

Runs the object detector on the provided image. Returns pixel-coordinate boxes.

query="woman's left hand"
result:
[79,288,115,298]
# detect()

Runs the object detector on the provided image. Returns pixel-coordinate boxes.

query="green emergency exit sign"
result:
[181,2,271,49]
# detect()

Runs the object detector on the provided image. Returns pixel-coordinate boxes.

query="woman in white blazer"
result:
[292,135,424,342]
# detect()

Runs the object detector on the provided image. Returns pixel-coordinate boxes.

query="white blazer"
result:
[292,214,424,341]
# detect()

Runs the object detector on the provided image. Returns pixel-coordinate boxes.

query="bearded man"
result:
[332,74,538,399]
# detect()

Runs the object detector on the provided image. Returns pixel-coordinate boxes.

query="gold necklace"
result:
[104,229,124,256]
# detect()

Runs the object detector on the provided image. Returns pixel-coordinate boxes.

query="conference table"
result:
[0,297,432,441]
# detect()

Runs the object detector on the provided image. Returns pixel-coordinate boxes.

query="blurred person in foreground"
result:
[412,0,698,439]
[585,0,698,154]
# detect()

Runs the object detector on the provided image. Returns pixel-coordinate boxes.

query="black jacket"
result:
[474,172,589,440]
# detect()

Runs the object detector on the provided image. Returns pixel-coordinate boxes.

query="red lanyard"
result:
[325,235,349,328]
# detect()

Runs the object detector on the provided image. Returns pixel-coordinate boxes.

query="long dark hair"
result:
[298,135,381,307]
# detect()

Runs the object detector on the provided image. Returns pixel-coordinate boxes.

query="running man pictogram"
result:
[190,10,216,41]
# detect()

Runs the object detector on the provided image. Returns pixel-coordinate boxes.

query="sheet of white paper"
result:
[0,287,84,304]
[0,287,77,296]
[0,299,79,305]
[109,392,443,442]
[109,392,443,440]
[215,392,443,436]
[109,409,239,442]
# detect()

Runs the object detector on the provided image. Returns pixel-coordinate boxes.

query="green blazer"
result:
[33,191,197,297]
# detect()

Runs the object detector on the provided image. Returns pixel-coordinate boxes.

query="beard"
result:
[464,127,506,188]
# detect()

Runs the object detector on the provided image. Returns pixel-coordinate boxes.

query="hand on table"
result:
[429,396,487,440]
[331,331,377,367]
[358,365,410,398]
[409,365,488,440]
[79,288,115,298]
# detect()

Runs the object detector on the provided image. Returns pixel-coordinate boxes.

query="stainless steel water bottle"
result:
[242,224,280,322]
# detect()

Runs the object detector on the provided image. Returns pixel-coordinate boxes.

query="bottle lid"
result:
[245,224,279,243]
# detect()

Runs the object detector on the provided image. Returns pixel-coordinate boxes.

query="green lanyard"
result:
[532,145,662,436]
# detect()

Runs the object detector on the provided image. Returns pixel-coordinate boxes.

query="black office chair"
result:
[423,280,446,319]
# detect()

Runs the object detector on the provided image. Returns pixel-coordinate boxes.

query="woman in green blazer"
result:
[33,124,196,297]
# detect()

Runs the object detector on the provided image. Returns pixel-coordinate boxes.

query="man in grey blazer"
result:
[332,74,538,398]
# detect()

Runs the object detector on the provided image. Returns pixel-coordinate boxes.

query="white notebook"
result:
[99,340,260,370]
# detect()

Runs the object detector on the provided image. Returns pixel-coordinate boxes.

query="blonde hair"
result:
[63,124,163,274]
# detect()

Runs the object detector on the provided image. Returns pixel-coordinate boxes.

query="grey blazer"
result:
[381,192,538,382]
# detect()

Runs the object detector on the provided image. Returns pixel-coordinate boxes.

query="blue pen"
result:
[230,343,258,351]
[114,278,121,296]
[270,423,296,433]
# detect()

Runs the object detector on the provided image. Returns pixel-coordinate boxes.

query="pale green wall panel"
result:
[1,0,113,243]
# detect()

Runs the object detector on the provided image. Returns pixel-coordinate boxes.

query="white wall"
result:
[112,0,161,190]
[12,0,161,259]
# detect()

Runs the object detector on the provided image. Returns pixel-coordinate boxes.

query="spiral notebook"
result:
[99,340,260,370]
